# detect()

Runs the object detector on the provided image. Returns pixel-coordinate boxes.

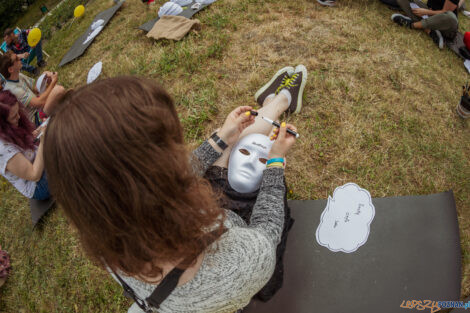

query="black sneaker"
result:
[32,67,40,76]
[254,66,294,107]
[457,102,470,118]
[391,14,413,28]
[280,64,307,114]
[429,30,444,49]
[37,60,47,67]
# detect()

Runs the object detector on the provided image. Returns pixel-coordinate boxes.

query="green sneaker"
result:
[280,64,307,114]
[254,66,294,106]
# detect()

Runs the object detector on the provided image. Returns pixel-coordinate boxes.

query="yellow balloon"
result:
[74,5,85,18]
[27,28,41,47]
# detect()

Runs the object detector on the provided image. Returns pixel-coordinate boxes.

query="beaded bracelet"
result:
[266,162,284,168]
[266,158,284,165]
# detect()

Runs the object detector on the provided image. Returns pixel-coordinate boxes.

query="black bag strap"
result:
[146,228,227,309]
[112,270,152,312]
[145,267,185,309]
[114,228,227,311]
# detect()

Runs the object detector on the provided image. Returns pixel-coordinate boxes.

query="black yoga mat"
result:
[446,32,470,60]
[58,1,124,67]
[244,191,461,313]
[29,197,55,227]
[138,1,212,32]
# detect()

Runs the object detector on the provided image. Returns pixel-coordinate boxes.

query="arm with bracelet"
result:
[191,106,255,176]
[249,122,297,247]
[266,157,285,168]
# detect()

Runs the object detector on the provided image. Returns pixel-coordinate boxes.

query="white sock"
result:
[265,94,275,102]
[279,89,292,105]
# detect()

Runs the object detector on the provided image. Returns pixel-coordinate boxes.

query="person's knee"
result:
[53,85,65,94]
[447,13,458,31]
[44,85,66,115]
[437,12,458,32]
[51,85,66,103]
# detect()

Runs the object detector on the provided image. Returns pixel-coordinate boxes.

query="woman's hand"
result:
[32,122,48,139]
[412,8,430,16]
[43,71,53,84]
[217,106,255,146]
[32,128,40,138]
[268,123,297,159]
[50,72,59,84]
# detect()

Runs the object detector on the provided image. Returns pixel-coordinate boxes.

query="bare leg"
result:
[43,85,65,115]
[411,21,431,34]
[213,93,289,168]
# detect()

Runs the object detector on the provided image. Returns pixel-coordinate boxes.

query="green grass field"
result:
[15,0,64,28]
[0,0,469,311]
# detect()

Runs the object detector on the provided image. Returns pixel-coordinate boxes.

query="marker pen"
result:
[261,116,299,138]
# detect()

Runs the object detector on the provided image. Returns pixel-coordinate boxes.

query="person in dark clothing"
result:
[391,0,458,49]
[4,28,46,75]
[204,166,294,301]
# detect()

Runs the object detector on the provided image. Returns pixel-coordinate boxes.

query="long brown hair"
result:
[0,51,14,79]
[44,76,224,281]
[0,90,36,150]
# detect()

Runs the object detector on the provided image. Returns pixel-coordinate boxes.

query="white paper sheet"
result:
[83,26,104,45]
[410,3,428,18]
[316,183,375,253]
[87,61,102,84]
[464,60,470,74]
[91,19,105,30]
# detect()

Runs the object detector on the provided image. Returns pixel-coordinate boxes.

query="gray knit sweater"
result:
[112,140,285,313]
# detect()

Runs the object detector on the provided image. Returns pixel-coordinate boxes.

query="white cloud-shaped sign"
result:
[316,183,375,253]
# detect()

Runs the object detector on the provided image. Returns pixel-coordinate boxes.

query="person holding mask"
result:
[0,51,63,125]
[0,90,49,200]
[43,76,298,313]
[206,65,307,302]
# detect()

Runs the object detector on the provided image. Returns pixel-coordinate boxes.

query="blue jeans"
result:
[21,40,44,74]
[32,171,50,200]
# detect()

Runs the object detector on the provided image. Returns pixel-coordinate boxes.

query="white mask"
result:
[228,134,273,193]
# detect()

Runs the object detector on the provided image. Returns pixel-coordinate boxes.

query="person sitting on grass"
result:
[204,65,307,302]
[4,28,46,76]
[0,90,49,200]
[43,73,305,313]
[0,51,64,125]
[391,0,458,49]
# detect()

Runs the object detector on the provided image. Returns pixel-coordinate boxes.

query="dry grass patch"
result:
[0,0,469,310]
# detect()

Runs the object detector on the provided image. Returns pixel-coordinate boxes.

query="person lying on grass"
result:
[0,90,50,200]
[4,28,47,76]
[0,51,64,126]
[391,0,458,49]
[43,75,301,313]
